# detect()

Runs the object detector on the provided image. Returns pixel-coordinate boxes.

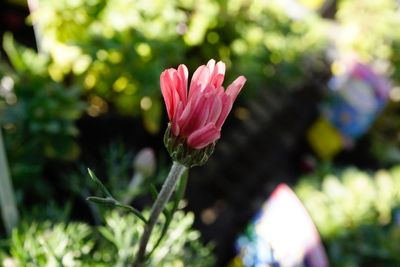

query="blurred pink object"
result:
[236,183,329,267]
[160,59,246,149]
[264,184,329,267]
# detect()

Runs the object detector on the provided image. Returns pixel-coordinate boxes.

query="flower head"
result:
[161,59,246,166]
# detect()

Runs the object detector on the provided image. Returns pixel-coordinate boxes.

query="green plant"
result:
[295,165,400,267]
[219,0,328,92]
[31,0,188,133]
[368,101,400,165]
[0,34,85,202]
[336,0,400,67]
[0,211,215,267]
[100,210,215,267]
[3,222,96,267]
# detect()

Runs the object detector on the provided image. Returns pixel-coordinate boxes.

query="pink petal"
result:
[215,76,246,129]
[176,98,193,128]
[176,64,188,105]
[204,87,224,125]
[172,100,184,136]
[160,66,189,122]
[215,93,233,129]
[189,65,210,98]
[160,69,175,120]
[183,83,225,136]
[187,123,221,149]
[209,61,226,88]
[164,70,180,120]
[178,89,210,137]
[215,61,225,74]
[226,76,246,102]
[206,59,216,72]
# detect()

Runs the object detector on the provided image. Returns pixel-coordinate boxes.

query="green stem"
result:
[132,161,187,267]
[145,170,188,260]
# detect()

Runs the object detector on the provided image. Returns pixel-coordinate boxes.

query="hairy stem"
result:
[132,161,187,267]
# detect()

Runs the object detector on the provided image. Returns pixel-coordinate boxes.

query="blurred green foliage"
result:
[27,0,328,133]
[32,0,188,133]
[100,210,214,267]
[336,0,400,67]
[0,0,330,202]
[1,0,400,264]
[223,1,328,91]
[295,166,400,267]
[0,138,208,264]
[0,210,214,267]
[0,142,214,266]
[0,0,398,171]
[0,33,85,202]
[4,222,95,267]
[368,101,400,165]
[0,0,331,214]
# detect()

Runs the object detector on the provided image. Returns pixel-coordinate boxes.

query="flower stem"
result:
[132,161,187,267]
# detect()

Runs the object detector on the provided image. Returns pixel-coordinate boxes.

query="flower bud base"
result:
[163,123,216,167]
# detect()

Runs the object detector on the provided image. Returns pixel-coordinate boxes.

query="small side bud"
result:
[134,148,156,178]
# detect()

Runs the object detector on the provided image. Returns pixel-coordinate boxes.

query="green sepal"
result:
[163,123,216,167]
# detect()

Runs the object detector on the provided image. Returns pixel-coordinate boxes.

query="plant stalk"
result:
[132,161,187,267]
[0,128,19,235]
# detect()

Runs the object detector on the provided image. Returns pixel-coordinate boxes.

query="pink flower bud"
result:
[161,59,246,148]
[161,59,246,166]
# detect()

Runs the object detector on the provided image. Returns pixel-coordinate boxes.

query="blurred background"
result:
[1,0,400,266]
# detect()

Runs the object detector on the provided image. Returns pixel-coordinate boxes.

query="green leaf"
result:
[98,227,116,244]
[86,196,114,205]
[87,168,112,198]
[87,169,147,224]
[3,32,25,72]
[87,196,147,224]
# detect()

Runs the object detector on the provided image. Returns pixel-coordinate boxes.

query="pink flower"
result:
[161,59,246,149]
